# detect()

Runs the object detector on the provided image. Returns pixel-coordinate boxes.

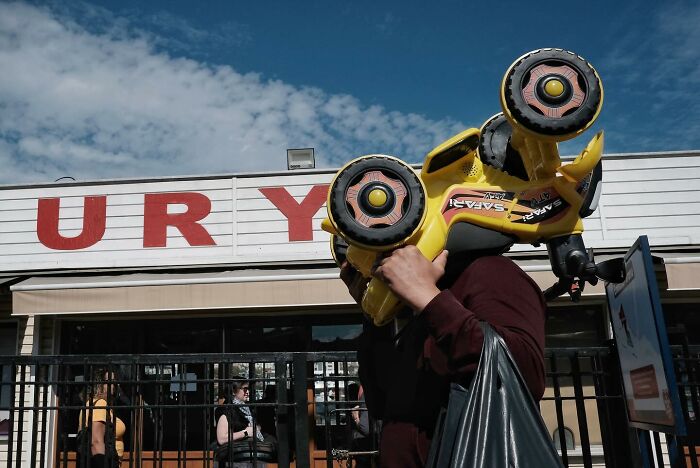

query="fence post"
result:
[603,341,645,467]
[275,358,290,468]
[293,353,310,467]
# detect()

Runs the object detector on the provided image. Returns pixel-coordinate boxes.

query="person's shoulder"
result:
[215,406,227,421]
[467,255,521,275]
[84,398,109,423]
[447,255,546,313]
[230,404,247,417]
[471,254,511,265]
[460,255,540,292]
[90,398,108,408]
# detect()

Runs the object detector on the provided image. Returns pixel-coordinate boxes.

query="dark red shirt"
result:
[357,255,546,467]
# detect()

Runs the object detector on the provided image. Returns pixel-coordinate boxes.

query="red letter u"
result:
[37,196,107,250]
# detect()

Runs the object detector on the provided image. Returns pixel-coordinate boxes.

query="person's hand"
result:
[372,246,448,312]
[243,426,253,438]
[340,261,368,304]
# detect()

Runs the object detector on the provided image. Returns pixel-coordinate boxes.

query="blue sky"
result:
[0,0,698,183]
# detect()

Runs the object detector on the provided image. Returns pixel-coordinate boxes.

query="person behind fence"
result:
[216,377,268,467]
[256,384,277,441]
[340,247,546,468]
[347,382,372,468]
[77,368,126,468]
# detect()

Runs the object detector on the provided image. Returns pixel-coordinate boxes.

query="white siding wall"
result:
[235,173,333,263]
[5,316,37,467]
[0,152,698,273]
[1,316,54,468]
[0,179,235,271]
[596,156,700,246]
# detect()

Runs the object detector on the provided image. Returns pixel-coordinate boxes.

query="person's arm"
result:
[353,406,370,436]
[216,414,253,445]
[422,256,546,399]
[372,248,545,400]
[90,421,106,455]
[88,399,108,455]
[372,246,446,312]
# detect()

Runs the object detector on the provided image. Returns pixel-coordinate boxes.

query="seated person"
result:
[216,377,267,468]
[77,368,126,468]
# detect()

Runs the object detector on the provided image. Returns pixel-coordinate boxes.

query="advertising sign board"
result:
[605,236,686,434]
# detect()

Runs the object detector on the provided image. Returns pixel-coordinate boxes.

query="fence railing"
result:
[0,346,698,467]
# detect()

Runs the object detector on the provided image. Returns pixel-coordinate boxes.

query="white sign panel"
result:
[605,236,685,434]
[0,174,334,272]
[0,152,699,272]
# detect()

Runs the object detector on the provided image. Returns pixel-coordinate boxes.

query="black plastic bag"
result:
[426,323,563,468]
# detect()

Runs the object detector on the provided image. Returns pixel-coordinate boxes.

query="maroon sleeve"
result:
[421,256,546,400]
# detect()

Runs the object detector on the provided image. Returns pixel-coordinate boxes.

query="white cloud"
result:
[0,2,464,184]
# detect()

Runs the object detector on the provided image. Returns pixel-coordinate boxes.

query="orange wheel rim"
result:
[345,171,407,228]
[521,63,586,118]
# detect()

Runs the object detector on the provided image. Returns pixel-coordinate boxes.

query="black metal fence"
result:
[0,346,698,467]
[671,341,700,468]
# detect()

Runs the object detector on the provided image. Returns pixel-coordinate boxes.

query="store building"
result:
[1,149,699,466]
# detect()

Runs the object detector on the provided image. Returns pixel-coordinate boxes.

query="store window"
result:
[663,303,700,345]
[226,325,308,353]
[663,302,700,423]
[58,313,363,454]
[545,304,606,348]
[311,324,362,351]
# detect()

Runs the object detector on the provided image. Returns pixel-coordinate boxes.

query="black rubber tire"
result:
[503,49,602,136]
[329,156,425,248]
[330,234,348,266]
[478,113,529,180]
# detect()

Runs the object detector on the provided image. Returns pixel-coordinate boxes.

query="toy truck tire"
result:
[502,48,602,137]
[328,156,426,248]
[330,234,348,266]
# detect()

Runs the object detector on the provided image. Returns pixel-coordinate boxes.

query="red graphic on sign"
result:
[143,192,216,247]
[259,185,329,241]
[630,365,660,399]
[37,196,107,250]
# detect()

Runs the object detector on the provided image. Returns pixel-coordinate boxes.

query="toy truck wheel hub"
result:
[539,76,570,103]
[363,185,393,212]
[522,64,585,117]
[346,170,407,227]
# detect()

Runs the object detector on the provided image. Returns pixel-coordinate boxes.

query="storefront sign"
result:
[33,186,329,250]
[0,174,334,271]
[2,151,699,272]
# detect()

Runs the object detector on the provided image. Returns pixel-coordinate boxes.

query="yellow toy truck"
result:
[322,48,624,325]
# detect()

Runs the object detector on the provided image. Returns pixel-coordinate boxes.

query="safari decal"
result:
[441,189,513,224]
[511,187,570,224]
